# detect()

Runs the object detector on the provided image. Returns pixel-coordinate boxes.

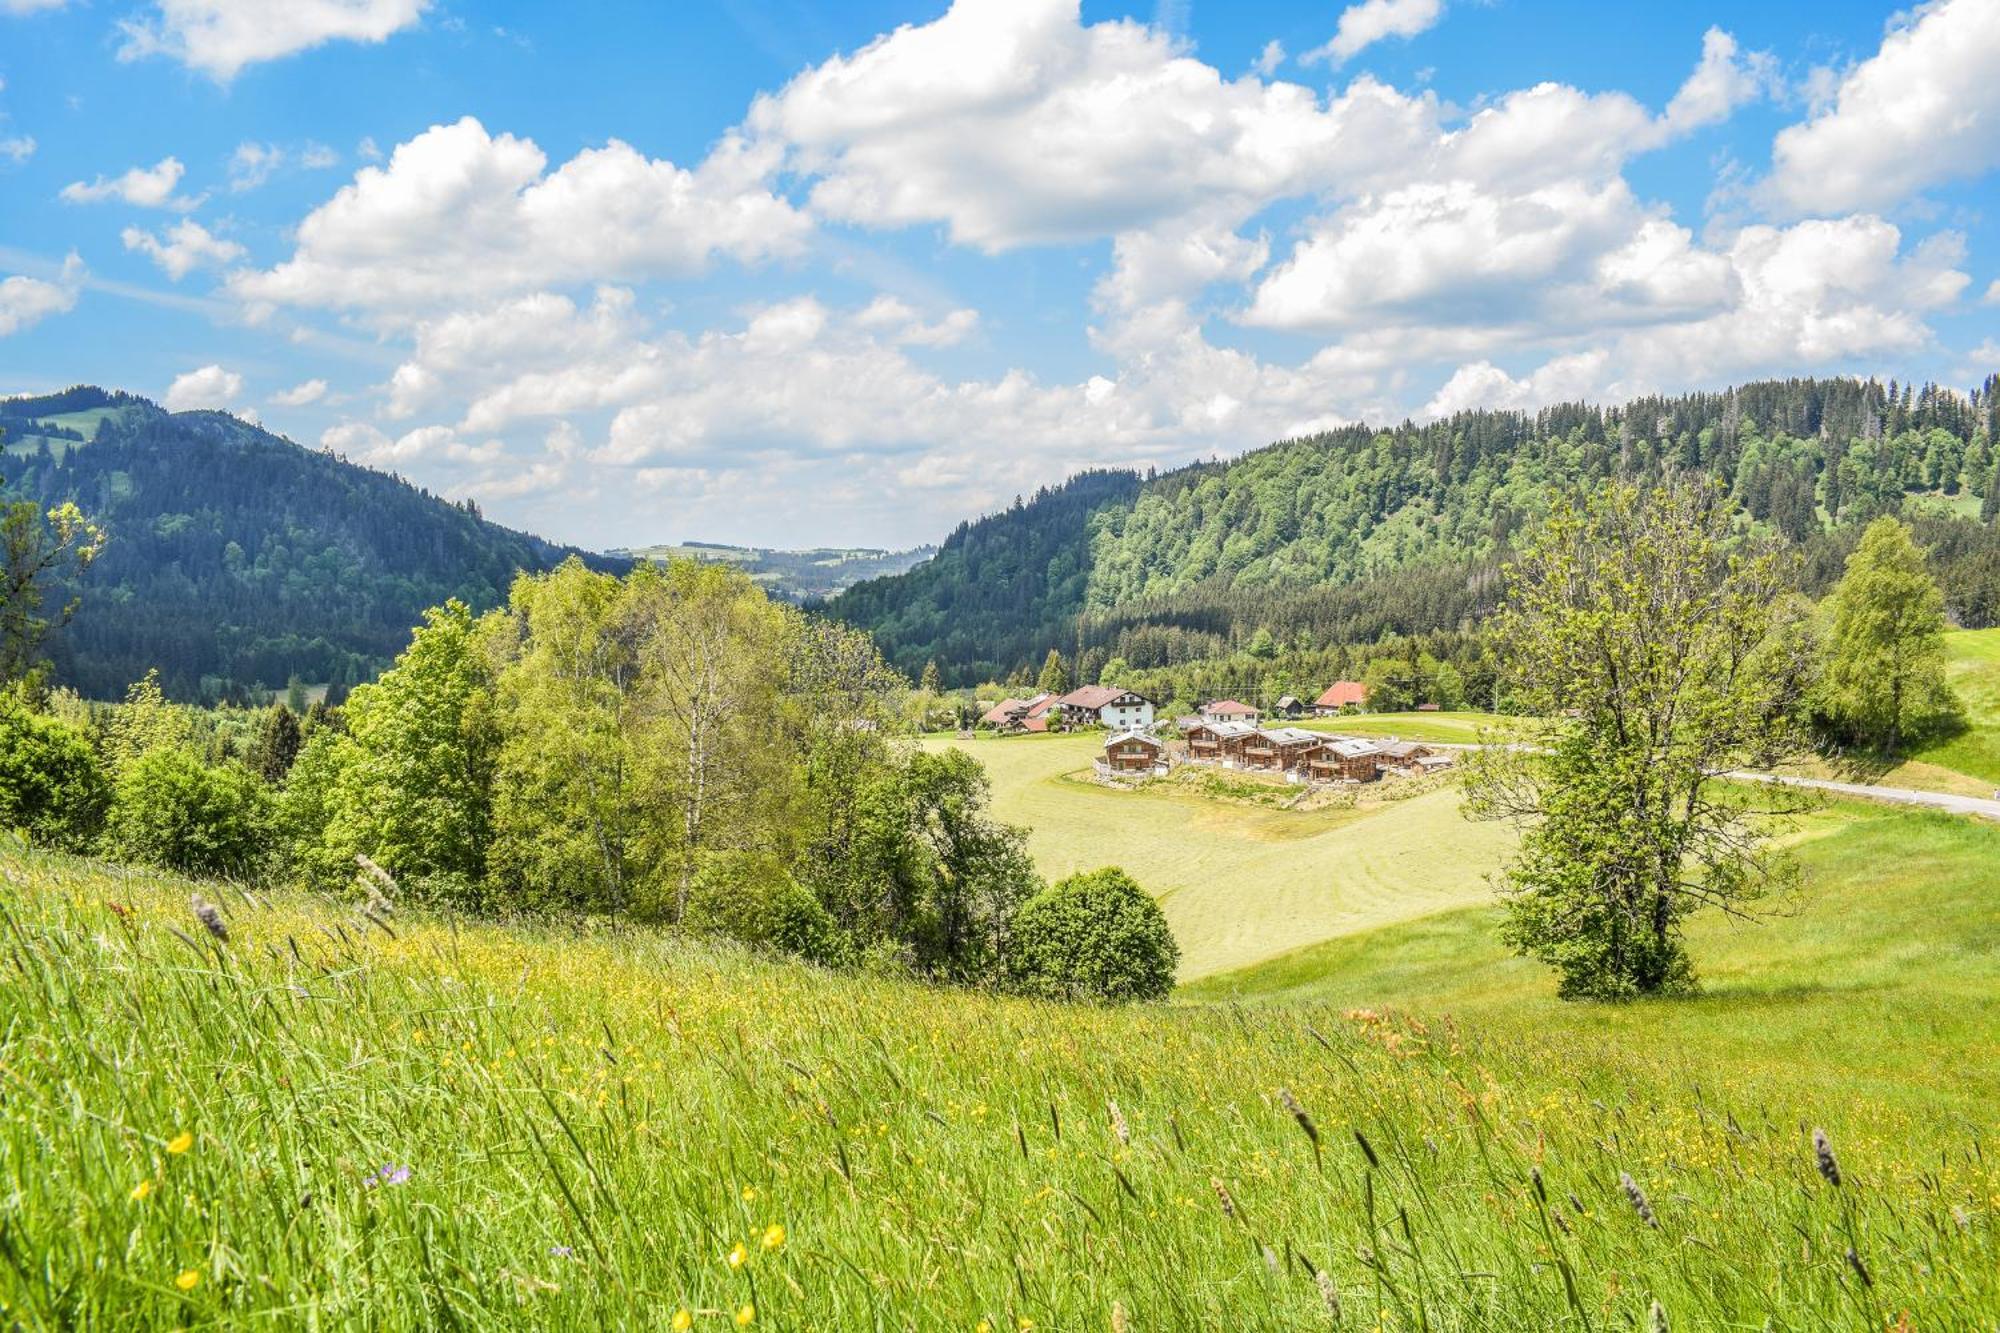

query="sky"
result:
[2,0,1998,552]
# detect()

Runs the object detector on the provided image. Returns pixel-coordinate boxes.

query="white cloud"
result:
[0,258,81,336]
[0,134,32,164]
[121,218,246,280]
[319,419,501,469]
[1659,27,1777,136]
[229,116,810,320]
[60,156,199,210]
[1765,0,2000,214]
[1,0,67,13]
[1303,0,1443,66]
[271,378,328,407]
[164,364,244,412]
[1420,351,1608,418]
[1251,40,1285,77]
[117,0,429,81]
[748,0,1436,250]
[229,139,341,191]
[1984,278,2000,306]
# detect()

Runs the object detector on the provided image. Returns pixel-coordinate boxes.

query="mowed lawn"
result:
[929,733,1513,979]
[1186,802,2000,1125]
[1910,626,2000,785]
[1296,709,1520,744]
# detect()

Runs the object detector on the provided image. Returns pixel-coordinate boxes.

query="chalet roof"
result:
[1022,715,1050,732]
[979,698,1027,725]
[1204,699,1259,716]
[1325,738,1381,758]
[1195,720,1259,738]
[1175,716,1203,731]
[1024,694,1060,718]
[1259,727,1323,746]
[1316,681,1368,708]
[1275,695,1302,710]
[1058,684,1146,710]
[1416,753,1456,767]
[1377,740,1427,758]
[1104,729,1161,750]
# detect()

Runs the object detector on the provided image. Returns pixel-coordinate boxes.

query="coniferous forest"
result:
[1,387,613,700]
[825,375,2000,684]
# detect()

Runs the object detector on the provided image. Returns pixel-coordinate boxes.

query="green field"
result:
[1295,710,1522,744]
[1909,627,2000,785]
[930,733,1513,979]
[3,840,1994,1328]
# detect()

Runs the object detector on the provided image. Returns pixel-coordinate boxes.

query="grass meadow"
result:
[3,837,1995,1329]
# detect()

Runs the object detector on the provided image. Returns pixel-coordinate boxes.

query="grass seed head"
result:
[1279,1087,1320,1147]
[1811,1127,1842,1186]
[1108,1099,1130,1146]
[1845,1247,1872,1288]
[1619,1172,1658,1228]
[1314,1267,1341,1322]
[1649,1297,1668,1332]
[1210,1176,1237,1221]
[190,893,228,944]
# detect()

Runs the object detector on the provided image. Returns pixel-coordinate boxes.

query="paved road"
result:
[1726,770,2000,822]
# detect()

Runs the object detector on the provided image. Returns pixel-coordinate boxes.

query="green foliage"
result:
[1008,867,1179,1002]
[1466,481,1805,1001]
[0,696,109,850]
[246,703,303,784]
[1818,517,1957,750]
[2,387,605,702]
[683,851,850,968]
[104,748,270,878]
[1035,648,1069,695]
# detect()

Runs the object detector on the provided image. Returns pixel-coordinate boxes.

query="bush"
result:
[0,702,110,851]
[683,852,852,968]
[105,749,272,879]
[1008,867,1180,1002]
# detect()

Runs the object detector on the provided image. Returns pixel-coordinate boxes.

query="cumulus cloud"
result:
[229,139,340,191]
[1765,0,2000,214]
[121,218,246,280]
[271,378,328,407]
[1303,0,1443,66]
[1985,279,2000,306]
[1,0,67,13]
[117,0,429,81]
[164,363,244,412]
[0,134,32,164]
[228,117,810,320]
[1659,27,1778,136]
[60,156,199,210]
[0,257,81,336]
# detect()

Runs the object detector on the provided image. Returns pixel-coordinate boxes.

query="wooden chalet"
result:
[1373,739,1436,774]
[1097,730,1167,777]
[1272,695,1306,719]
[1302,737,1382,783]
[1239,726,1324,773]
[1182,719,1258,764]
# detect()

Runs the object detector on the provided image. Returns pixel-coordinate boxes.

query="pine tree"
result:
[919,660,941,694]
[248,703,304,784]
[1037,649,1069,695]
[1984,456,2000,524]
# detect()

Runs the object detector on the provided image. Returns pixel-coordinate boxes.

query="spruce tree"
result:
[1036,649,1069,695]
[1818,517,1955,751]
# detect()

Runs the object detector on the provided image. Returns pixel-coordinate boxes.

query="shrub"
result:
[105,749,272,879]
[0,702,110,851]
[683,852,852,968]
[1008,867,1180,1002]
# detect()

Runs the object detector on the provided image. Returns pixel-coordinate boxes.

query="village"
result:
[976,682,1459,787]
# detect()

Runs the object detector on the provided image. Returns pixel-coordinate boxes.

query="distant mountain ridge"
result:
[1,385,616,700]
[614,539,933,603]
[826,375,2000,684]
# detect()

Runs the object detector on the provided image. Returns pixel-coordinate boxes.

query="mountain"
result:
[613,539,933,603]
[826,375,2000,684]
[1,386,614,701]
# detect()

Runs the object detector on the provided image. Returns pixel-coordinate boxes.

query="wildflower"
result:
[175,1269,200,1292]
[131,1179,154,1201]
[366,1164,411,1188]
[673,1312,693,1332]
[741,1185,758,1203]
[1811,1128,1843,1187]
[736,1303,756,1326]
[761,1223,786,1251]
[1018,1319,1035,1332]
[727,1241,748,1270]
[167,1131,194,1155]
[549,1245,574,1259]
[977,1322,993,1333]
[1619,1172,1658,1228]
[190,894,228,944]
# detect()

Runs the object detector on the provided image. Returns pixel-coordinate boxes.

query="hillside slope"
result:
[3,839,1994,1326]
[1,387,611,699]
[828,376,2000,682]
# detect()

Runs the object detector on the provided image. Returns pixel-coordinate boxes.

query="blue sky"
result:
[3,0,1997,550]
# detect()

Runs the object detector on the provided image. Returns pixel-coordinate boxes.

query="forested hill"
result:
[1,386,612,700]
[825,375,2000,684]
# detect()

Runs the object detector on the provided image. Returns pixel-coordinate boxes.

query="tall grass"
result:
[0,846,1994,1328]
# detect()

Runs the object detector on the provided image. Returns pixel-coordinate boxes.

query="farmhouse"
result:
[1272,695,1306,719]
[1098,730,1167,776]
[1202,699,1261,724]
[979,692,1061,733]
[1056,685,1156,731]
[1303,737,1382,783]
[1314,681,1367,716]
[1182,719,1258,764]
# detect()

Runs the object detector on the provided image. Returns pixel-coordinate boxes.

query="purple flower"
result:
[550,1245,574,1258]
[366,1164,412,1187]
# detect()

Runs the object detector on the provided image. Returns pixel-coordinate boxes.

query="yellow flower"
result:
[672,1311,693,1332]
[977,1322,993,1333]
[1018,1320,1035,1332]
[166,1131,194,1155]
[175,1269,200,1292]
[130,1179,154,1201]
[760,1223,786,1251]
[726,1242,748,1270]
[735,1304,756,1327]
[740,1185,758,1203]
